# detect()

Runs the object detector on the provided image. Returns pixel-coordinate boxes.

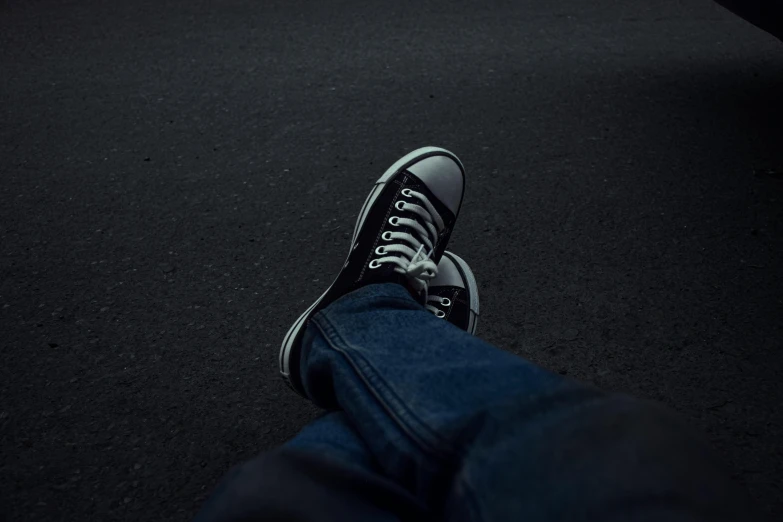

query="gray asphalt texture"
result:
[2,0,782,520]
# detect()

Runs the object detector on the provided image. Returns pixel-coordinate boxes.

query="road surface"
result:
[2,0,782,520]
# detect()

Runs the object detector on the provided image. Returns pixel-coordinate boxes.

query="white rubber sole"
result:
[279,146,464,389]
[442,251,480,335]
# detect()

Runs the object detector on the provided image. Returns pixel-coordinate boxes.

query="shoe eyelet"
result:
[440,297,451,307]
[389,216,400,226]
[401,188,412,197]
[395,200,405,211]
[435,310,446,318]
[368,259,382,269]
[382,231,393,241]
[375,246,386,255]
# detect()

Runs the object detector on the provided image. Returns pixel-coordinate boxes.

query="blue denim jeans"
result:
[195,283,746,522]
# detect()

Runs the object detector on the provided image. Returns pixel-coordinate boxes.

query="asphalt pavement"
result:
[2,0,782,520]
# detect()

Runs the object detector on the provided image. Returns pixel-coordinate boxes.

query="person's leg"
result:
[283,411,378,473]
[198,146,468,522]
[300,282,750,522]
[194,412,427,522]
[275,146,748,520]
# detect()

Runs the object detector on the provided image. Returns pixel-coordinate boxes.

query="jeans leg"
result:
[300,283,748,522]
[283,411,379,476]
[194,412,427,522]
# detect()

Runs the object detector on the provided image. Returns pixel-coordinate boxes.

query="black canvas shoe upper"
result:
[426,285,471,330]
[341,170,459,296]
[425,251,480,335]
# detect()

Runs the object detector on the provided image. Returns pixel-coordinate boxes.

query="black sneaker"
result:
[280,146,466,396]
[426,251,480,335]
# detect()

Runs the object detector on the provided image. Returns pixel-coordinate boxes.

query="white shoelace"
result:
[368,188,445,297]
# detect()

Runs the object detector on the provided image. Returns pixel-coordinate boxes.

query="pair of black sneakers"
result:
[279,147,481,396]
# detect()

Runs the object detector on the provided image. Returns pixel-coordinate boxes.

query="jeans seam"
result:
[455,473,484,522]
[312,313,453,461]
